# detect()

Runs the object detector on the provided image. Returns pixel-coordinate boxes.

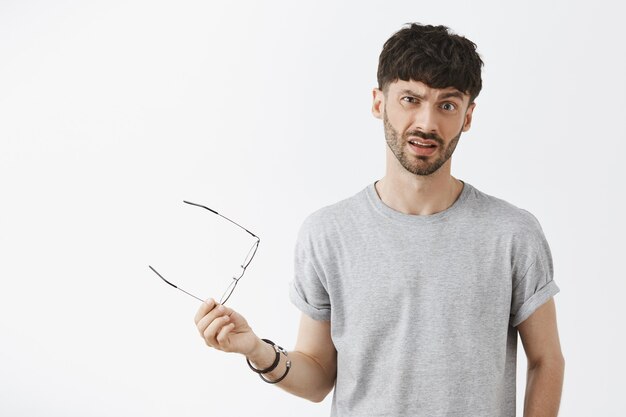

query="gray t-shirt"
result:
[289,179,560,417]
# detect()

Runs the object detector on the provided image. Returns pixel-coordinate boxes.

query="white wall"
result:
[1,0,624,415]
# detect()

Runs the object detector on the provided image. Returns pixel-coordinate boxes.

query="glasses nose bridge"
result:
[232,265,245,280]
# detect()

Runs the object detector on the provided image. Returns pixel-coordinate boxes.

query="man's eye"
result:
[402,96,417,103]
[441,102,457,111]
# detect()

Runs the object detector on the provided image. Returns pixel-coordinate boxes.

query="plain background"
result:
[1,0,624,415]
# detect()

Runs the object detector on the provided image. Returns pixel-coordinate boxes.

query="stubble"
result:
[383,110,464,177]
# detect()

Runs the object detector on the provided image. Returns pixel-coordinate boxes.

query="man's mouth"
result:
[408,139,437,148]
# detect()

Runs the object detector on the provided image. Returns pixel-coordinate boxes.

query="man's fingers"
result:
[195,304,228,336]
[194,298,216,324]
[216,322,236,346]
[203,314,231,347]
[194,301,240,350]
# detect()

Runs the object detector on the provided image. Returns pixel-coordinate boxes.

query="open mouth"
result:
[408,140,438,156]
[408,139,437,148]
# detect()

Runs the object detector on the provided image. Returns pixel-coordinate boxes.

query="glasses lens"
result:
[241,241,258,269]
[220,278,238,305]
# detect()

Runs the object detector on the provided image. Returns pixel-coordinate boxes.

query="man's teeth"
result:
[410,140,435,147]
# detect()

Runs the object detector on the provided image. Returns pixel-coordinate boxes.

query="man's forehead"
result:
[388,79,467,98]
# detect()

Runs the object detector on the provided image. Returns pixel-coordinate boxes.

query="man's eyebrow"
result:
[440,90,465,100]
[399,89,464,101]
[399,89,425,99]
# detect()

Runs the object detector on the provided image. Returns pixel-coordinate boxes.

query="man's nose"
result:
[410,107,438,136]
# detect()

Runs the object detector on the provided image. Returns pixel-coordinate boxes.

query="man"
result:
[194,23,565,416]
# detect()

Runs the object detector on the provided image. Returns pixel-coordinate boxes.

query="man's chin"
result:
[401,159,444,176]
[405,166,440,177]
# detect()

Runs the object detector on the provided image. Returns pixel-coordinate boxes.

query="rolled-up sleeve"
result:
[509,213,560,327]
[288,215,331,321]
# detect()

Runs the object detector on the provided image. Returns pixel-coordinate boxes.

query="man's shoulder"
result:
[298,185,368,235]
[469,183,545,236]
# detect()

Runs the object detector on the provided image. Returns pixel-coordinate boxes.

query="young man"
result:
[194,23,565,416]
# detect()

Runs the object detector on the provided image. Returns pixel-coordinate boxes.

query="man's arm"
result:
[247,312,337,403]
[517,297,565,417]
[194,300,336,403]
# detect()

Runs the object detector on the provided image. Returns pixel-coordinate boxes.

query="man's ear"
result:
[462,101,476,132]
[371,88,384,120]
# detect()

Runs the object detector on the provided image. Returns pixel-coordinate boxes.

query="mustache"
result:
[403,130,442,144]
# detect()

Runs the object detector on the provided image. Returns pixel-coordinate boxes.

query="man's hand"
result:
[194,299,259,356]
[194,305,337,403]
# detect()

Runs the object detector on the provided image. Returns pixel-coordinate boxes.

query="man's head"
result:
[377,23,483,104]
[372,23,484,177]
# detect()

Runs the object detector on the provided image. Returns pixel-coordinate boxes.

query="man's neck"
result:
[374,173,464,216]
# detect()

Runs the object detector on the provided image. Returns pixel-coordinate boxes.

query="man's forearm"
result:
[246,338,335,403]
[523,359,565,417]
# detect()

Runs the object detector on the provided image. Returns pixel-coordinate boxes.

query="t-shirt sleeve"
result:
[509,212,561,328]
[288,215,332,321]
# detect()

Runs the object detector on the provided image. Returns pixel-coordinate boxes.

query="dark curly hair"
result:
[377,23,484,104]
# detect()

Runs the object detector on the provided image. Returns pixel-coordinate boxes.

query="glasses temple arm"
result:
[149,265,205,303]
[183,200,258,239]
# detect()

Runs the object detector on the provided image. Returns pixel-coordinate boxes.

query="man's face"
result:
[372,80,475,176]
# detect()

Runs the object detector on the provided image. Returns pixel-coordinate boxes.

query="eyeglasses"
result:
[149,200,260,306]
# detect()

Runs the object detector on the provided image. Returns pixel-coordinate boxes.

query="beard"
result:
[383,110,464,177]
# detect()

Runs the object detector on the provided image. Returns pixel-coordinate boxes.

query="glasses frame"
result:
[149,200,260,306]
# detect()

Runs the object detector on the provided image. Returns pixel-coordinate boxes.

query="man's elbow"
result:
[307,380,335,403]
[307,392,328,403]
